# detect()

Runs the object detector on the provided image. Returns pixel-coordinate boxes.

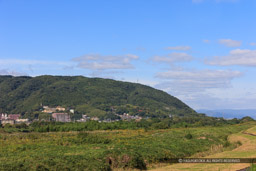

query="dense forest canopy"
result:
[0,75,196,118]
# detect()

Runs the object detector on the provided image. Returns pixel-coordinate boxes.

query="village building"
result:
[52,113,71,122]
[134,116,142,122]
[43,106,57,113]
[119,113,132,120]
[8,114,20,120]
[16,118,29,124]
[77,114,90,122]
[0,113,24,125]
[117,113,142,121]
[90,117,99,121]
[43,106,66,113]
[1,119,15,125]
[0,113,8,120]
[69,109,75,114]
[56,106,65,111]
[77,118,86,122]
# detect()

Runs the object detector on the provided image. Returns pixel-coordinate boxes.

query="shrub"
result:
[72,132,111,144]
[35,164,49,171]
[129,153,147,170]
[185,133,193,139]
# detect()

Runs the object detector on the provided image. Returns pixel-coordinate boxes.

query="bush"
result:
[223,141,231,147]
[129,153,147,170]
[35,164,49,171]
[237,140,242,146]
[72,132,111,144]
[15,123,28,129]
[185,133,193,139]
[3,123,13,128]
[106,152,146,170]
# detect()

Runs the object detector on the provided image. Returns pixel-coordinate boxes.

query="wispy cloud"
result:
[166,46,191,51]
[178,93,256,110]
[136,47,146,52]
[154,67,242,109]
[0,69,27,76]
[0,58,75,76]
[250,42,256,46]
[155,68,241,94]
[203,39,210,43]
[206,49,256,66]
[218,39,241,47]
[72,54,139,70]
[152,52,192,64]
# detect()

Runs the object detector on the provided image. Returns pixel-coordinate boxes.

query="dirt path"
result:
[150,125,256,171]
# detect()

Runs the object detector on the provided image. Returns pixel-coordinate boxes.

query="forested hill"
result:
[0,75,196,118]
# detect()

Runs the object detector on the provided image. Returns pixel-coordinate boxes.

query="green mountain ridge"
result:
[0,75,196,118]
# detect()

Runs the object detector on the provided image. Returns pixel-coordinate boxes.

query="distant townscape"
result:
[0,105,143,126]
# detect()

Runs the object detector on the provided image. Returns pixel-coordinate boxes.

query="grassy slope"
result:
[151,122,256,171]
[0,75,195,117]
[0,123,255,171]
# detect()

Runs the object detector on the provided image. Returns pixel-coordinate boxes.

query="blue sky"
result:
[1,0,256,110]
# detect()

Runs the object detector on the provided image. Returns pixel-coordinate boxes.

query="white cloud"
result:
[250,42,256,46]
[166,46,191,51]
[203,39,210,43]
[0,69,27,76]
[156,69,241,80]
[178,93,256,111]
[72,54,139,70]
[206,49,256,66]
[152,52,192,64]
[155,69,241,94]
[155,68,242,110]
[0,58,77,76]
[218,39,241,47]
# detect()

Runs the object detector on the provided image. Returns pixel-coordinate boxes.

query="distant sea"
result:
[196,109,256,119]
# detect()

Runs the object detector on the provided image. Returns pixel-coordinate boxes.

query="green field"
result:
[151,124,256,171]
[0,122,255,171]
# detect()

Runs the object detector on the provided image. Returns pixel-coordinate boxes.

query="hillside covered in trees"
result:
[0,75,196,118]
